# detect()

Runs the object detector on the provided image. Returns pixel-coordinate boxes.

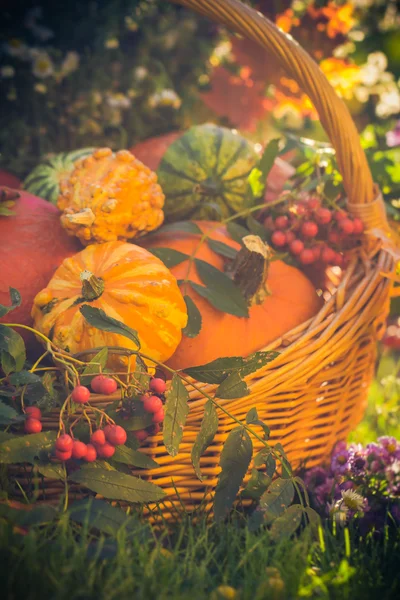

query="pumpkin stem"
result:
[80,270,105,301]
[232,235,271,306]
[197,179,223,196]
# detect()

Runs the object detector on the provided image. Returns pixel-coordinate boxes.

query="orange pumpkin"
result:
[141,221,322,370]
[31,241,188,370]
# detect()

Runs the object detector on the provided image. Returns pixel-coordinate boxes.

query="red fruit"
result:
[352,218,364,234]
[312,245,322,261]
[301,221,318,238]
[339,218,355,235]
[84,444,97,462]
[321,247,336,264]
[285,230,295,244]
[25,406,42,420]
[271,230,287,247]
[71,385,90,404]
[274,215,289,230]
[133,429,148,442]
[143,395,163,414]
[152,408,165,424]
[55,434,73,453]
[299,249,316,265]
[104,425,127,446]
[307,197,321,211]
[148,423,161,436]
[334,253,344,267]
[98,377,118,395]
[71,440,88,460]
[91,429,106,446]
[334,209,347,221]
[55,449,72,461]
[90,375,107,393]
[149,377,167,395]
[316,208,332,225]
[295,203,307,216]
[95,442,115,458]
[289,239,304,256]
[24,418,42,434]
[327,230,340,245]
[0,190,80,353]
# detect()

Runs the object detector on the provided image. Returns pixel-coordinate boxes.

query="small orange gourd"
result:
[142,221,323,370]
[31,241,188,370]
[57,148,165,245]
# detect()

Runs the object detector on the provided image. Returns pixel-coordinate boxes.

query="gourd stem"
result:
[231,235,270,306]
[80,270,105,301]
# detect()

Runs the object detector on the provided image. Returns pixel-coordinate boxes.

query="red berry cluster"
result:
[264,196,364,268]
[133,377,167,443]
[54,424,127,462]
[24,406,43,434]
[69,375,118,405]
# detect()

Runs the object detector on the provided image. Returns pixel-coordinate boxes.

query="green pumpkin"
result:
[23,148,94,204]
[157,124,258,221]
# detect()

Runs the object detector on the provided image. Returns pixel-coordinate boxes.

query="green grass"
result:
[1,505,400,600]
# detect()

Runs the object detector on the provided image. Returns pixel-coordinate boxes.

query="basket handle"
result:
[171,0,375,206]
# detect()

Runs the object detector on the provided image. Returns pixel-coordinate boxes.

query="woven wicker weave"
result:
[11,0,396,519]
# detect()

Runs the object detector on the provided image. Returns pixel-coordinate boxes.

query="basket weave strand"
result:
[172,0,375,207]
[11,0,396,521]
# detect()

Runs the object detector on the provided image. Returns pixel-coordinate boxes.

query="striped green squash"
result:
[23,148,94,204]
[157,124,258,221]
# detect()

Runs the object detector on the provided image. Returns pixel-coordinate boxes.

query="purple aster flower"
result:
[386,120,400,148]
[378,436,399,457]
[385,460,400,496]
[331,448,350,475]
[303,466,328,490]
[348,451,367,476]
[365,443,390,469]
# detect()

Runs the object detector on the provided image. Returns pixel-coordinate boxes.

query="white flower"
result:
[134,66,148,81]
[32,52,54,78]
[0,66,15,78]
[106,93,132,109]
[4,38,29,58]
[148,89,182,110]
[341,489,365,512]
[354,86,370,103]
[34,83,47,94]
[105,38,119,49]
[376,87,400,118]
[367,52,388,72]
[60,51,80,76]
[328,501,349,526]
[360,64,381,87]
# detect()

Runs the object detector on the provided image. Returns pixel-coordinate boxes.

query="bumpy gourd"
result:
[31,241,188,371]
[57,148,165,245]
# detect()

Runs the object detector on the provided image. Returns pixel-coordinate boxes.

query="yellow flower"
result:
[125,16,138,31]
[105,38,119,49]
[149,89,181,109]
[106,93,131,109]
[4,38,28,58]
[34,83,47,94]
[32,52,54,79]
[0,66,15,78]
[60,51,80,76]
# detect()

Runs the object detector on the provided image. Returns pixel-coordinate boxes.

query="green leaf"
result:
[0,400,19,425]
[147,247,189,268]
[215,372,249,399]
[207,239,238,260]
[259,477,295,520]
[35,461,66,481]
[274,443,292,478]
[0,504,57,527]
[68,498,143,534]
[113,445,159,469]
[185,351,278,384]
[248,168,264,199]
[241,468,271,500]
[254,448,276,478]
[182,295,202,338]
[304,506,321,528]
[163,374,190,457]
[214,427,252,521]
[133,355,150,388]
[9,371,41,386]
[258,139,281,182]
[0,288,22,318]
[114,406,153,432]
[69,465,165,503]
[193,259,248,317]
[246,408,270,440]
[226,222,250,244]
[270,504,303,542]
[157,221,202,235]
[80,348,108,386]
[191,400,218,481]
[0,325,26,375]
[0,431,57,464]
[246,215,268,240]
[80,305,140,348]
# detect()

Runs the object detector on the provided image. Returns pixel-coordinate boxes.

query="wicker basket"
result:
[11,0,397,519]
